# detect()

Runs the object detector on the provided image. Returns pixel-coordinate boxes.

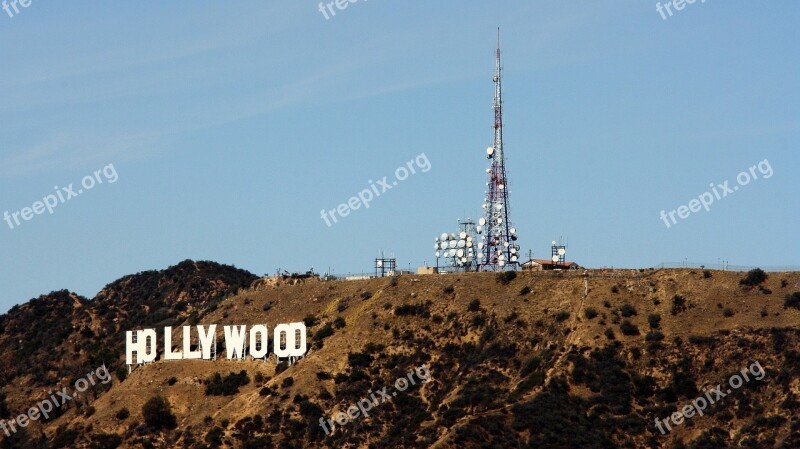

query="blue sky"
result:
[0,1,798,311]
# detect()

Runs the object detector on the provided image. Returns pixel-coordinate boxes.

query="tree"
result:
[142,396,177,430]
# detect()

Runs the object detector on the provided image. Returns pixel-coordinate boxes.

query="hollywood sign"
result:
[125,323,307,366]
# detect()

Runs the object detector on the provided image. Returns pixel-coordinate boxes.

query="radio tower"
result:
[479,29,519,270]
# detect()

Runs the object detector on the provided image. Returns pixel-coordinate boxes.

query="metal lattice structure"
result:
[478,30,519,271]
[434,219,480,272]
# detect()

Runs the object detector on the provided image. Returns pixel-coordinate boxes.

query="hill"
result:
[1,265,800,448]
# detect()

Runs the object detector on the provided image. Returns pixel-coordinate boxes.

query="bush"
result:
[205,426,224,446]
[519,286,531,296]
[360,291,373,300]
[281,377,294,388]
[443,285,455,294]
[620,304,637,318]
[584,308,598,320]
[115,408,130,420]
[648,314,661,329]
[611,285,619,294]
[496,271,517,285]
[703,270,712,279]
[645,331,664,342]
[604,328,616,340]
[555,311,570,322]
[723,308,735,317]
[467,299,481,312]
[205,371,250,396]
[142,396,177,430]
[90,433,122,449]
[333,317,346,329]
[671,295,687,315]
[303,315,319,327]
[167,376,177,386]
[784,292,800,310]
[740,268,768,286]
[314,324,334,341]
[619,320,639,336]
[395,303,431,317]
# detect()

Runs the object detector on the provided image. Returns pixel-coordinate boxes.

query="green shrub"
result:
[648,314,661,329]
[115,408,130,420]
[784,292,800,310]
[205,371,250,396]
[619,320,639,336]
[740,268,768,286]
[620,304,637,318]
[142,396,177,430]
[584,308,598,320]
[671,295,687,315]
[496,271,517,285]
[555,311,570,322]
[467,299,481,312]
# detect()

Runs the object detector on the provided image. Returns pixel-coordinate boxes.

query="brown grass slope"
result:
[4,268,800,449]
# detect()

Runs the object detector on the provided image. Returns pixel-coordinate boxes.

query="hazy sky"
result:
[0,1,798,311]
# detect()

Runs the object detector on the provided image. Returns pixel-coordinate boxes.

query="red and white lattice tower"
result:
[478,30,520,271]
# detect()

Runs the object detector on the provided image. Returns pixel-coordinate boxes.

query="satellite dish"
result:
[449,249,457,257]
[496,218,503,225]
[440,233,448,241]
[476,227,482,234]
[499,261,506,266]
[485,168,491,173]
[510,247,516,254]
[503,242,510,247]
[448,240,457,249]
[477,242,484,249]
[495,203,503,210]
[511,235,518,241]
[461,257,468,263]
[487,147,494,157]
[510,227,516,234]
[479,217,486,226]
[457,240,466,248]
[558,248,566,256]
[435,244,440,250]
[459,231,467,239]
[552,241,557,245]
[377,260,383,267]
[457,249,464,257]
[511,255,518,262]
[498,254,505,261]
[435,251,440,258]
[551,255,559,262]
[449,233,456,240]
[499,184,505,190]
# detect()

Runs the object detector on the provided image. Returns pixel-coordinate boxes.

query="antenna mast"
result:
[478,28,519,270]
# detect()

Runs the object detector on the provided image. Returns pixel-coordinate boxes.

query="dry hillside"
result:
[2,265,800,448]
